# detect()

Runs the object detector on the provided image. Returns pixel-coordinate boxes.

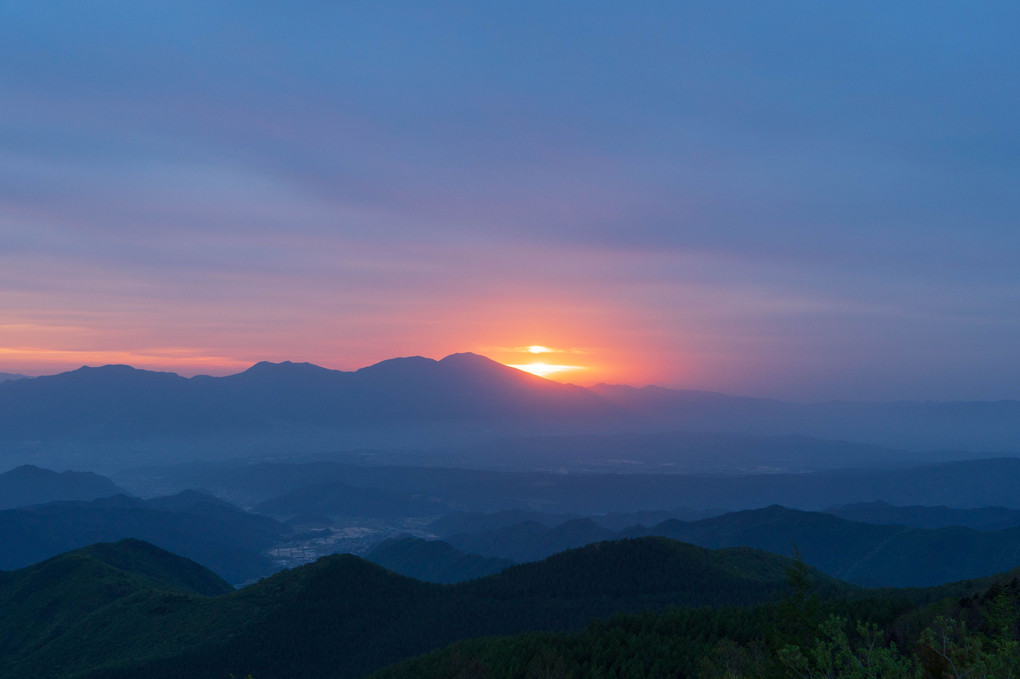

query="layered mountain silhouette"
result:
[825,501,1020,531]
[0,354,620,463]
[591,383,1020,452]
[442,504,1020,587]
[0,491,290,583]
[2,353,1019,469]
[0,465,126,509]
[142,457,1020,516]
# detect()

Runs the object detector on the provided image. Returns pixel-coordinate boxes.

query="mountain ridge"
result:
[3,353,1020,467]
[0,465,126,509]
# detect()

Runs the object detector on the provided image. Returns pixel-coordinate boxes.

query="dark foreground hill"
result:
[0,465,125,509]
[0,491,290,584]
[0,540,232,679]
[0,537,834,679]
[371,571,1020,679]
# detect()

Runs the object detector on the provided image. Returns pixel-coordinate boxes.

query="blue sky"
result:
[1,2,1018,400]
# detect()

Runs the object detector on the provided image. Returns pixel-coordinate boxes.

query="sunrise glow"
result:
[527,345,554,354]
[507,362,586,379]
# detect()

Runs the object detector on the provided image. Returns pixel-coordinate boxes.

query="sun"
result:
[499,344,588,380]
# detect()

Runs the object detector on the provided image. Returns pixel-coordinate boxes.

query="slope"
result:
[0,536,834,679]
[0,465,126,509]
[0,491,290,584]
[0,539,231,679]
[444,505,1020,587]
[364,536,513,583]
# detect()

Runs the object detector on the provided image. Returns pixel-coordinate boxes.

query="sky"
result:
[1,2,1018,401]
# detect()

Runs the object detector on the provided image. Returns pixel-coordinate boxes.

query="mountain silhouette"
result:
[0,465,125,509]
[0,354,621,454]
[2,353,1020,468]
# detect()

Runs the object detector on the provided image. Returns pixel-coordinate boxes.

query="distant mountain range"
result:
[131,457,1020,515]
[825,501,1020,531]
[0,373,27,383]
[0,465,126,509]
[2,353,1019,470]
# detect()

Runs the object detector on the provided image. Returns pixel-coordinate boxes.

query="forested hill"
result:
[0,537,836,679]
[0,540,232,679]
[371,568,1020,679]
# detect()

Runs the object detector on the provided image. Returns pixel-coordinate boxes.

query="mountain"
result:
[440,504,1020,587]
[0,354,623,467]
[0,539,232,679]
[429,510,582,537]
[592,383,1020,452]
[458,537,843,604]
[826,501,1020,531]
[364,536,513,583]
[0,373,27,383]
[442,430,928,473]
[426,509,722,537]
[0,536,831,679]
[4,354,1020,472]
[370,568,1020,679]
[146,457,1020,518]
[447,518,617,563]
[0,465,126,509]
[0,491,291,584]
[635,506,1020,587]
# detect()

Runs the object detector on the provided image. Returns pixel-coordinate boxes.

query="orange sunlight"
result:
[0,346,251,376]
[506,362,587,379]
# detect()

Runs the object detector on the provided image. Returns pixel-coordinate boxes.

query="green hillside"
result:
[372,570,1020,679]
[0,539,232,679]
[0,537,831,679]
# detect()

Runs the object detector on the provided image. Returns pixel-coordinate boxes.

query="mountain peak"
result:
[439,352,536,380]
[439,352,495,365]
[242,360,328,373]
